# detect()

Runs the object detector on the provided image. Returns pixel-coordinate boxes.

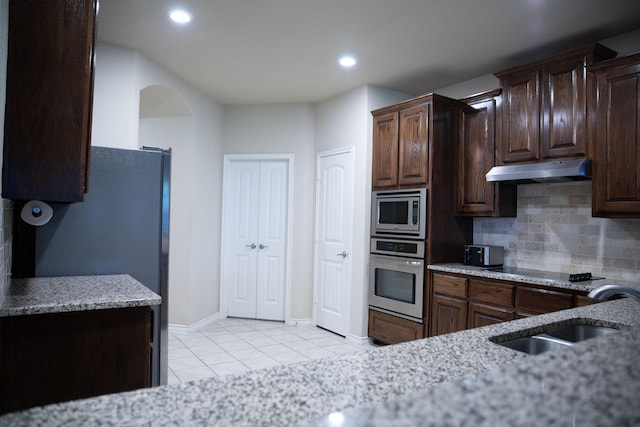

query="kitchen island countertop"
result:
[0,293,638,426]
[0,274,161,317]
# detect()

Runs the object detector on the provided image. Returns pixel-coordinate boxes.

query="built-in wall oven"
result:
[369,238,425,322]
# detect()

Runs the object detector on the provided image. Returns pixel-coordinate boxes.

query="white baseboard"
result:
[285,317,313,326]
[169,312,220,334]
[346,333,373,345]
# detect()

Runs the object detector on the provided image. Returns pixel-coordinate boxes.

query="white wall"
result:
[134,53,224,326]
[219,87,412,334]
[92,43,224,326]
[314,87,368,337]
[314,85,411,338]
[92,44,138,148]
[222,104,316,320]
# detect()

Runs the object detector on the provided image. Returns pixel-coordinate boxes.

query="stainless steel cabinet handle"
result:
[259,243,269,250]
[245,243,257,249]
[336,251,347,258]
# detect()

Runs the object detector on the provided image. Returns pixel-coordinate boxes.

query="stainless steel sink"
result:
[492,321,619,355]
[497,335,573,355]
[543,324,618,343]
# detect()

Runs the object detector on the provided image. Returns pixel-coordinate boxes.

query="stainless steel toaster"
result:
[464,245,504,267]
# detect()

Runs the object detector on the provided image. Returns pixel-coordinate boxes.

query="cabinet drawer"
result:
[368,309,423,344]
[575,295,597,307]
[517,286,574,314]
[468,302,515,329]
[432,273,468,298]
[469,278,515,307]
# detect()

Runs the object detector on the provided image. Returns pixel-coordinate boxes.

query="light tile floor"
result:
[168,317,379,384]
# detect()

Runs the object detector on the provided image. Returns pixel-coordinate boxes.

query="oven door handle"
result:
[405,261,422,267]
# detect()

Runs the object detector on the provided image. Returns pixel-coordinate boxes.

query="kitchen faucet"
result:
[588,285,640,303]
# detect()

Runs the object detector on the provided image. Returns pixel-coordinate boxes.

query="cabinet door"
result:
[458,93,517,217]
[459,99,495,214]
[372,112,399,188]
[592,57,640,217]
[430,294,467,336]
[540,55,588,159]
[0,307,151,414]
[500,69,541,163]
[398,104,429,186]
[468,302,515,329]
[1,0,97,202]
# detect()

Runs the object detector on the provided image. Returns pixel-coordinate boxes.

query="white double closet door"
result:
[222,157,290,321]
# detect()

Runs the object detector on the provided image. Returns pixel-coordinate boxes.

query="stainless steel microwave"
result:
[371,188,427,239]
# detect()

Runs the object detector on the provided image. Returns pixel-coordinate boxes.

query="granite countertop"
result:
[1,296,638,426]
[429,262,640,293]
[312,307,640,426]
[0,275,161,317]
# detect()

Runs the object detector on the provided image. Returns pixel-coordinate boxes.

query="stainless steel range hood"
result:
[485,159,592,184]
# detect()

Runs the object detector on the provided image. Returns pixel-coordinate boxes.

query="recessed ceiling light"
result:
[338,56,357,68]
[169,9,192,24]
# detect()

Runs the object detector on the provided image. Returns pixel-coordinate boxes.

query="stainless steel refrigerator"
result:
[34,146,171,386]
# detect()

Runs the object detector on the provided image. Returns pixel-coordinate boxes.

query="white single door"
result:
[224,158,288,321]
[314,149,354,336]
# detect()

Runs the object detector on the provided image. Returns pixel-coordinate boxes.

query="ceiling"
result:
[97,0,640,105]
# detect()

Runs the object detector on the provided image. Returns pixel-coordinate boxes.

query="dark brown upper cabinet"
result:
[495,43,616,164]
[2,0,98,202]
[590,53,640,217]
[372,102,430,189]
[371,111,400,188]
[457,90,516,217]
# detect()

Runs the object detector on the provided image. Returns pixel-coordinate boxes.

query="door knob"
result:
[259,243,269,250]
[245,243,257,249]
[336,251,347,258]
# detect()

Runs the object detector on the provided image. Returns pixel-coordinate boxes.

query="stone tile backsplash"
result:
[474,181,640,282]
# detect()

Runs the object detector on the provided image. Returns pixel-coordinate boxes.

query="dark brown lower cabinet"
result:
[430,294,468,336]
[468,302,515,329]
[428,271,593,338]
[576,295,598,307]
[368,309,424,345]
[0,306,152,415]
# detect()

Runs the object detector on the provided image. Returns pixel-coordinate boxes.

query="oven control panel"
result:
[370,238,425,258]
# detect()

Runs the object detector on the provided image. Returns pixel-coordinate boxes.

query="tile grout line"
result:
[168,319,378,384]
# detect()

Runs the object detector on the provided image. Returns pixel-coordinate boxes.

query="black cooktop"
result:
[482,266,604,282]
